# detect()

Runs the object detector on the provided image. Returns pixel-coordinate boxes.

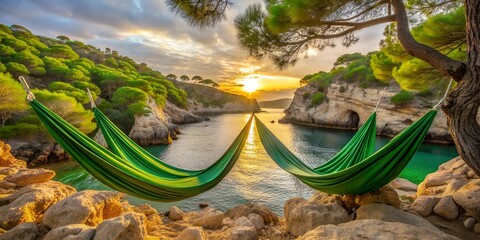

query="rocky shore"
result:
[1,140,479,239]
[281,82,458,143]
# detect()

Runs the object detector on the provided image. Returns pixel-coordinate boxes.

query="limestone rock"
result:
[129,98,175,146]
[43,190,125,229]
[433,196,459,220]
[286,202,350,236]
[132,204,163,234]
[474,223,480,233]
[169,206,184,221]
[198,202,209,209]
[0,222,38,240]
[226,203,278,224]
[164,101,204,124]
[298,219,458,240]
[0,141,26,168]
[93,212,147,240]
[410,196,440,217]
[247,213,264,231]
[191,207,224,229]
[0,181,76,230]
[282,82,451,142]
[43,224,95,240]
[284,197,308,220]
[357,203,437,231]
[464,218,476,230]
[308,191,343,206]
[4,168,55,187]
[176,227,207,240]
[452,179,480,219]
[390,178,418,192]
[230,226,258,240]
[233,216,255,229]
[342,185,400,209]
[10,142,69,166]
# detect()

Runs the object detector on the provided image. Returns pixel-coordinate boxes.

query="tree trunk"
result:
[443,0,480,175]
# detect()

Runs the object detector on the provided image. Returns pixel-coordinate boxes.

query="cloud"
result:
[0,0,386,101]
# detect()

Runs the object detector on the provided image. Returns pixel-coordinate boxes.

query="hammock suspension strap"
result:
[374,86,387,112]
[433,78,454,110]
[19,76,35,101]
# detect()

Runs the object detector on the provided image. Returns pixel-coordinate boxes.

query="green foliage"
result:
[6,62,29,75]
[111,87,148,113]
[32,89,96,133]
[43,44,79,60]
[311,92,325,106]
[370,51,397,84]
[0,63,6,73]
[339,85,346,93]
[29,67,46,76]
[0,123,43,139]
[104,57,118,68]
[166,73,177,80]
[48,81,89,104]
[180,75,190,81]
[2,37,28,51]
[334,53,365,66]
[71,81,101,96]
[12,49,44,68]
[0,73,29,126]
[126,80,153,95]
[390,90,414,105]
[302,92,311,99]
[0,44,16,56]
[192,75,202,81]
[198,79,219,87]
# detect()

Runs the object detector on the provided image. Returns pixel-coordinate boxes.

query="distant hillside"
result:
[258,98,292,109]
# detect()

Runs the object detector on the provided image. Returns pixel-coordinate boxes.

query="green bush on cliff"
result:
[311,92,325,106]
[390,90,414,105]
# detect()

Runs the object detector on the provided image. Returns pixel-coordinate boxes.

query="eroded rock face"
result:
[410,196,440,217]
[93,212,147,240]
[43,224,96,240]
[9,141,69,166]
[164,101,204,124]
[282,82,452,142]
[452,179,480,219]
[297,219,458,240]
[0,181,76,230]
[191,207,224,229]
[433,196,459,220]
[356,203,437,231]
[169,206,184,221]
[43,190,125,229]
[341,185,400,209]
[226,203,278,225]
[285,202,350,236]
[230,226,258,240]
[0,141,26,168]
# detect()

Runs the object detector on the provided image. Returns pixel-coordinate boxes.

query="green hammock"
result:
[254,110,437,194]
[93,107,202,178]
[29,99,253,201]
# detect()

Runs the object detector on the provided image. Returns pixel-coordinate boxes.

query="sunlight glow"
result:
[242,78,259,93]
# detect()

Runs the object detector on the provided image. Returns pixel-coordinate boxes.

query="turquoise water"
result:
[47,109,458,214]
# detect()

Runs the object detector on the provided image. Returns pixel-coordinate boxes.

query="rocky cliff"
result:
[281,82,453,143]
[174,81,260,114]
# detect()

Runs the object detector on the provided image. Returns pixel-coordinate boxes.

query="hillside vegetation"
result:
[300,6,465,107]
[0,24,191,138]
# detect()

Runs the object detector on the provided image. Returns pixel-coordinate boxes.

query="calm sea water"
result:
[46,108,458,215]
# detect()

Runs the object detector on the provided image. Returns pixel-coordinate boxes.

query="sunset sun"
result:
[242,78,259,93]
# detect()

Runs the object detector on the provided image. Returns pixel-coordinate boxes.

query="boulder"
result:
[0,141,26,169]
[93,212,147,240]
[4,168,55,187]
[298,219,458,240]
[390,178,418,192]
[164,101,204,124]
[191,207,224,229]
[464,218,476,230]
[345,185,400,209]
[452,179,480,219]
[247,213,264,231]
[230,226,257,240]
[0,181,76,230]
[308,191,343,206]
[285,202,350,236]
[357,203,437,231]
[43,190,125,229]
[410,196,440,217]
[0,222,38,240]
[198,202,209,209]
[175,227,208,240]
[43,224,95,240]
[284,197,308,220]
[474,223,480,233]
[169,206,184,221]
[226,203,278,224]
[433,196,459,220]
[233,216,255,229]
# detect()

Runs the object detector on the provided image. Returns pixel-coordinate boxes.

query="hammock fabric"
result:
[29,99,253,201]
[254,110,437,194]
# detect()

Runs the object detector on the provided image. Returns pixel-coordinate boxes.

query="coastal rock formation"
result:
[164,101,204,124]
[4,168,55,187]
[0,222,39,240]
[230,225,258,240]
[129,98,177,146]
[176,227,208,240]
[43,190,125,228]
[8,140,69,166]
[282,82,452,143]
[191,207,225,229]
[168,206,184,221]
[298,219,458,240]
[0,141,26,168]
[0,181,76,230]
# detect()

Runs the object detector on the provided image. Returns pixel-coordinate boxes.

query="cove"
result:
[45,109,458,214]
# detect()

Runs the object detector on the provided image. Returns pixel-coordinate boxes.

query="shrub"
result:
[311,92,326,106]
[303,92,311,99]
[339,85,346,93]
[390,90,414,105]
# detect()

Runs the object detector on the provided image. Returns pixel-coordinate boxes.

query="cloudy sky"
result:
[0,0,387,101]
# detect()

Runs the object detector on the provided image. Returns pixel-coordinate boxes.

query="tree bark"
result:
[443,0,480,175]
[392,0,480,175]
